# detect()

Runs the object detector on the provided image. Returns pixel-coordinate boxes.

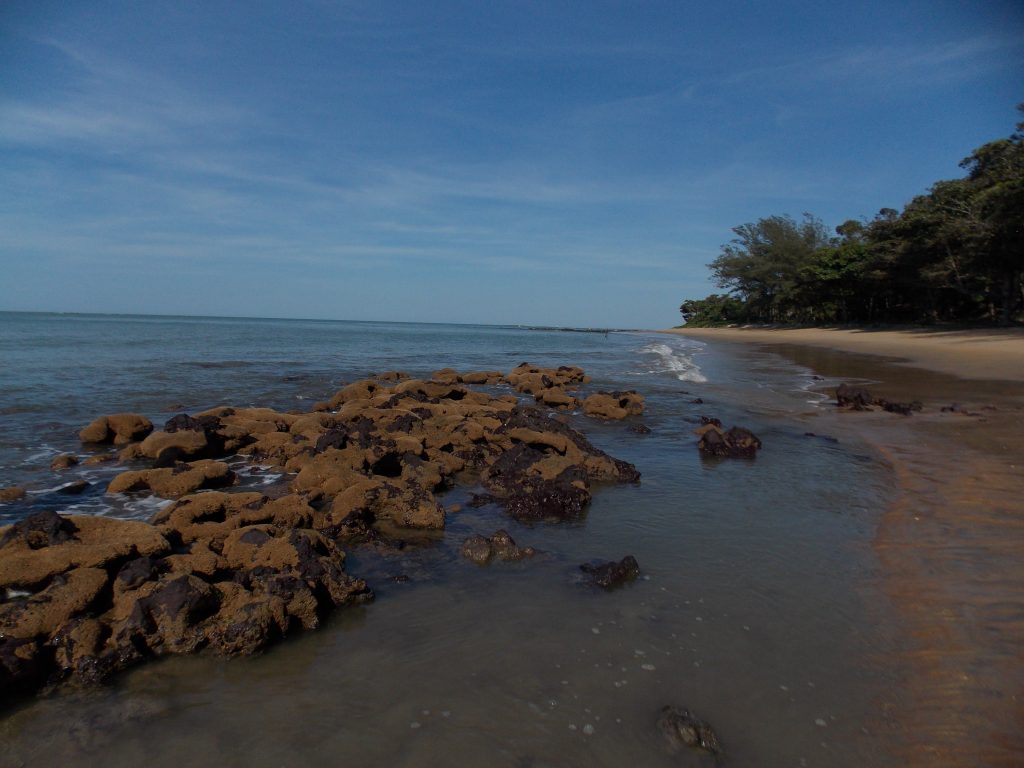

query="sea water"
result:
[0,312,901,766]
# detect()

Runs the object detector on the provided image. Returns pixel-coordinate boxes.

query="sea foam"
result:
[639,341,708,383]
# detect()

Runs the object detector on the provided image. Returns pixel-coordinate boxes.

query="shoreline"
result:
[667,326,1024,766]
[662,326,1024,382]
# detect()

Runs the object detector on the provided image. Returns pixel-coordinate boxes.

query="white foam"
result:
[639,342,708,383]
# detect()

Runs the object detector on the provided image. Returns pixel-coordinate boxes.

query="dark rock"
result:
[877,399,923,416]
[690,398,704,404]
[580,555,639,589]
[0,636,46,701]
[461,530,536,564]
[501,463,593,521]
[314,426,351,452]
[941,403,978,416]
[699,416,722,428]
[115,557,163,592]
[57,480,90,495]
[0,510,78,550]
[657,705,723,757]
[697,425,762,458]
[628,423,652,434]
[835,383,873,410]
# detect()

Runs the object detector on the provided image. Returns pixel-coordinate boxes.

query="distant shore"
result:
[665,323,1024,765]
[662,326,1024,383]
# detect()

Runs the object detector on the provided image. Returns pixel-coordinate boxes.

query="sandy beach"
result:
[664,326,1024,382]
[666,325,1024,766]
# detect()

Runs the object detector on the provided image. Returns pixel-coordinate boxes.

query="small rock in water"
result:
[0,486,27,502]
[815,718,828,727]
[579,556,640,589]
[50,453,79,470]
[657,705,722,757]
[56,480,90,495]
[582,724,595,735]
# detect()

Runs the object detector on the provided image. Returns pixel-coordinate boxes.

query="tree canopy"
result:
[681,107,1024,326]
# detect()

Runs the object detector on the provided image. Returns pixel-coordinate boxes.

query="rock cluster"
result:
[1,364,641,704]
[694,421,762,458]
[0,505,371,700]
[835,383,922,415]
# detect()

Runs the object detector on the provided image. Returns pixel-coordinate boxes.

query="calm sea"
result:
[0,312,900,766]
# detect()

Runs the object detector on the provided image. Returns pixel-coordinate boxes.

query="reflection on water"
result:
[0,315,902,766]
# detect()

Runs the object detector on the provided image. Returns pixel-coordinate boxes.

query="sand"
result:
[663,326,1024,382]
[664,325,1024,766]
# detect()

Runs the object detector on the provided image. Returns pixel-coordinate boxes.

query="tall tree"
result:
[708,213,830,322]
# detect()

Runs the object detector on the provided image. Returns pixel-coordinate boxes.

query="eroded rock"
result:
[581,390,645,419]
[107,460,235,498]
[79,413,153,445]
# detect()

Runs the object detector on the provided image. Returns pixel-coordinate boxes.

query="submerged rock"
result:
[580,555,640,589]
[50,453,79,470]
[460,529,536,564]
[657,705,723,757]
[696,424,762,458]
[0,486,27,503]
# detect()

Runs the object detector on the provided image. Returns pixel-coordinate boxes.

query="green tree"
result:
[708,213,831,322]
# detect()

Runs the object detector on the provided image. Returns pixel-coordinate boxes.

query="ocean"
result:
[0,312,900,766]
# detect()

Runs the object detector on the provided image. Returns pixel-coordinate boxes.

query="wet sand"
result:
[666,326,1024,766]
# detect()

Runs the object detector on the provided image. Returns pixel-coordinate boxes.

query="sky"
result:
[1,1,1022,328]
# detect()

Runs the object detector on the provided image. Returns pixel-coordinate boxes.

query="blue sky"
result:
[1,1,1021,328]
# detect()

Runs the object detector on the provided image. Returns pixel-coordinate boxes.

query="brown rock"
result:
[79,413,153,445]
[0,486,27,503]
[151,491,315,545]
[107,460,235,498]
[581,391,645,419]
[0,515,169,589]
[50,453,79,470]
[0,567,109,639]
[136,429,209,460]
[460,370,504,384]
[83,454,116,466]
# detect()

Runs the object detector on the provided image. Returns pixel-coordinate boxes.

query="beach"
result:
[666,326,1024,766]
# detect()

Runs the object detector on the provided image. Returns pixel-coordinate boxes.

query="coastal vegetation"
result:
[681,107,1024,326]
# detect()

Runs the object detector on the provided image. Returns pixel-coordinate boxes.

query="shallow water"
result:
[0,313,902,766]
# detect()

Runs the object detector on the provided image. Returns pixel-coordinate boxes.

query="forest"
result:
[680,107,1023,326]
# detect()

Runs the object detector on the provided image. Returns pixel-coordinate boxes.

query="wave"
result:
[639,341,708,383]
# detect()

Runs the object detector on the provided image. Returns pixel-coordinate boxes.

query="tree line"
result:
[680,107,1023,326]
